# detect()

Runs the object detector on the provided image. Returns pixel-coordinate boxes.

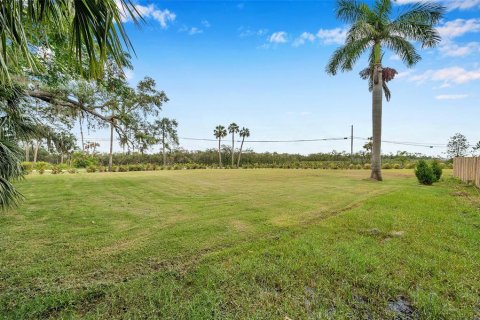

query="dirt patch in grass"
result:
[388,296,417,319]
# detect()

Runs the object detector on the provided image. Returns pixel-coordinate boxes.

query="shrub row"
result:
[21,160,452,174]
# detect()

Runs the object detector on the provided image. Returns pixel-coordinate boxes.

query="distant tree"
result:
[85,141,100,154]
[447,133,469,158]
[214,125,227,167]
[228,123,240,167]
[237,127,250,167]
[103,75,168,171]
[153,118,179,166]
[473,141,480,156]
[326,0,444,181]
[52,132,77,163]
[363,137,373,153]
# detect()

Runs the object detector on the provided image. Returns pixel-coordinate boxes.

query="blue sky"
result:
[86,0,480,156]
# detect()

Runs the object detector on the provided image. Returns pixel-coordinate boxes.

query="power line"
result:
[354,137,446,149]
[82,136,447,149]
[179,137,349,143]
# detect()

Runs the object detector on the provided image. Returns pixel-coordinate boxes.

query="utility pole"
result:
[350,125,354,162]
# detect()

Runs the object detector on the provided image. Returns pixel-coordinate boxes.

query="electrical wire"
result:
[82,136,446,149]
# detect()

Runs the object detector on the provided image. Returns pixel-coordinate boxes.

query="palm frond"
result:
[0,177,23,210]
[374,0,392,19]
[346,21,377,42]
[359,66,397,101]
[390,2,444,48]
[326,37,372,75]
[383,35,421,66]
[336,0,372,23]
[0,0,141,82]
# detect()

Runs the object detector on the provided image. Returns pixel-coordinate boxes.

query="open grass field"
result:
[1,169,479,319]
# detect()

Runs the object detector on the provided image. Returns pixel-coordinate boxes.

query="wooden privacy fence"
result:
[453,157,480,187]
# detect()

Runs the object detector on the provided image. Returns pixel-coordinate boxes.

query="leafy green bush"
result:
[68,168,77,174]
[415,160,435,185]
[363,163,371,170]
[71,152,98,168]
[58,163,70,170]
[35,162,49,171]
[21,162,34,173]
[118,165,128,172]
[51,166,62,174]
[128,164,143,171]
[406,162,417,169]
[86,165,97,173]
[38,169,45,175]
[393,164,401,169]
[382,163,393,169]
[431,161,443,182]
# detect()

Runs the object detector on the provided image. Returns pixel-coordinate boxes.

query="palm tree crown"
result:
[326,0,444,75]
[239,128,250,138]
[214,125,227,139]
[228,123,239,134]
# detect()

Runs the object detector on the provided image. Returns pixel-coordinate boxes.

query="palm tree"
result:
[0,0,139,82]
[326,0,444,181]
[153,118,179,166]
[228,123,239,167]
[237,127,250,168]
[0,97,37,209]
[213,125,227,168]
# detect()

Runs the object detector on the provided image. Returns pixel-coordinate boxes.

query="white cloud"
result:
[437,19,480,39]
[188,27,203,35]
[179,25,203,35]
[435,94,469,100]
[269,31,288,44]
[446,0,480,10]
[201,20,211,28]
[238,27,268,38]
[409,67,480,86]
[292,32,316,47]
[439,41,480,57]
[394,0,480,11]
[316,27,347,45]
[396,70,413,79]
[435,19,480,57]
[117,1,176,28]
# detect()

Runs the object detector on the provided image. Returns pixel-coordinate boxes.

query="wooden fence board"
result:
[453,157,479,188]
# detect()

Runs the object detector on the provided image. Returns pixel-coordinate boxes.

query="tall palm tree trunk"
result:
[370,63,383,181]
[79,116,85,152]
[162,130,166,166]
[24,142,29,162]
[231,133,235,167]
[33,140,40,163]
[218,138,222,168]
[109,121,114,172]
[237,137,245,168]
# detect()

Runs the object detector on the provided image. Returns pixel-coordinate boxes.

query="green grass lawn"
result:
[1,169,479,319]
